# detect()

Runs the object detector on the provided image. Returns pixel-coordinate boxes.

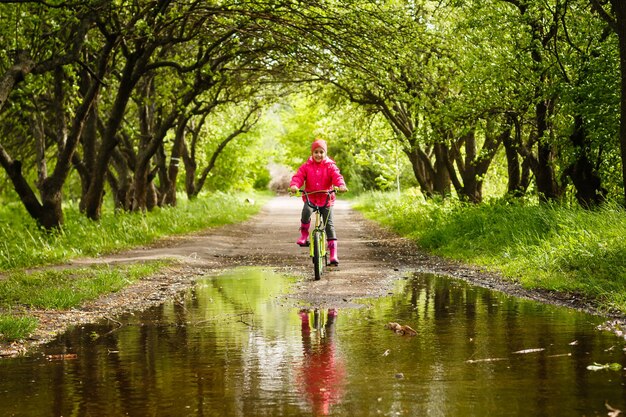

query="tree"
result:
[590,0,626,205]
[182,101,262,198]
[309,2,505,202]
[0,2,112,229]
[81,0,208,220]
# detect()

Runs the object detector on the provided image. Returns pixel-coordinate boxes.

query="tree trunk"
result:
[503,119,523,197]
[534,100,560,201]
[0,51,35,112]
[39,188,64,230]
[590,0,626,204]
[443,126,503,203]
[146,175,158,210]
[183,143,198,199]
[76,106,98,213]
[83,67,137,220]
[162,116,189,206]
[460,132,482,203]
[564,115,606,208]
[504,0,560,202]
[185,108,259,198]
[404,147,433,198]
[76,76,100,213]
[108,147,134,210]
[0,156,44,223]
[132,162,150,212]
[433,143,451,197]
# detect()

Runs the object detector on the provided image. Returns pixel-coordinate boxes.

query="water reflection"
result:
[297,308,345,416]
[0,269,625,417]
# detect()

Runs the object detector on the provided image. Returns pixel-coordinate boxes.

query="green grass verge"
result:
[354,190,626,314]
[0,191,267,271]
[0,262,169,310]
[0,261,169,342]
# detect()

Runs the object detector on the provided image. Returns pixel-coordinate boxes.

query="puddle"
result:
[0,268,624,416]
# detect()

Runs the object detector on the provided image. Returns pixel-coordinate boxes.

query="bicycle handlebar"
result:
[291,189,336,197]
[290,188,336,209]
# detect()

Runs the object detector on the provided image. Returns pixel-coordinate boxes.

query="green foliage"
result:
[0,192,266,271]
[356,190,626,313]
[194,103,271,192]
[274,92,326,168]
[273,90,416,192]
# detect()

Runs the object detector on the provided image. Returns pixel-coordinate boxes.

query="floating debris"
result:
[466,357,508,364]
[606,401,622,417]
[385,322,417,336]
[586,362,623,371]
[547,353,572,358]
[45,353,78,361]
[513,348,545,354]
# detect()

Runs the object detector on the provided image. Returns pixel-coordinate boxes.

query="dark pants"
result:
[300,204,337,241]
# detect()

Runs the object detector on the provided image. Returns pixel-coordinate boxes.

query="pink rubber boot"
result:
[296,222,310,246]
[328,240,339,266]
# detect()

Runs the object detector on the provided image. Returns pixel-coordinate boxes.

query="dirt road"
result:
[72,196,434,305]
[0,196,599,356]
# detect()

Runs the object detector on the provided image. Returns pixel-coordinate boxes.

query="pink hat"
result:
[311,139,327,153]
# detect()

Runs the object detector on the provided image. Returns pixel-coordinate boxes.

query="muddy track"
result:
[0,196,611,357]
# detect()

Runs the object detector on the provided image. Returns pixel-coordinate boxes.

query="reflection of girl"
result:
[297,308,346,416]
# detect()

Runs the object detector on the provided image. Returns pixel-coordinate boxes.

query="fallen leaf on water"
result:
[587,362,623,371]
[384,322,417,336]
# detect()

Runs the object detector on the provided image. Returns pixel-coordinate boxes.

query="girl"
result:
[290,139,348,265]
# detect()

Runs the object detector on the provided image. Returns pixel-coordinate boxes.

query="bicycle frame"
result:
[294,189,335,280]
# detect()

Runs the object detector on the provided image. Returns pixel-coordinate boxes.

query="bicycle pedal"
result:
[298,241,310,247]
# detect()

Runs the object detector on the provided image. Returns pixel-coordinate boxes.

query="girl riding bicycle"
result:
[290,139,348,266]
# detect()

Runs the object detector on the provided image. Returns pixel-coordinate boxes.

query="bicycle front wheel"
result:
[312,230,324,280]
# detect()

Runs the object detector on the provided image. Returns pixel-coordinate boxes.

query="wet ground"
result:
[1,268,624,417]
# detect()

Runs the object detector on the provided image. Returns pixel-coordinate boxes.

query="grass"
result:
[0,191,268,342]
[0,315,38,341]
[0,262,168,310]
[355,189,626,314]
[0,191,267,271]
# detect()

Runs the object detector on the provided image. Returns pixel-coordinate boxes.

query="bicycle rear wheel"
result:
[312,230,324,280]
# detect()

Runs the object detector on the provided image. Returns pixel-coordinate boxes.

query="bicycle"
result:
[291,189,336,281]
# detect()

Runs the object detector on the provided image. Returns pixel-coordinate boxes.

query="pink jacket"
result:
[290,157,346,207]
